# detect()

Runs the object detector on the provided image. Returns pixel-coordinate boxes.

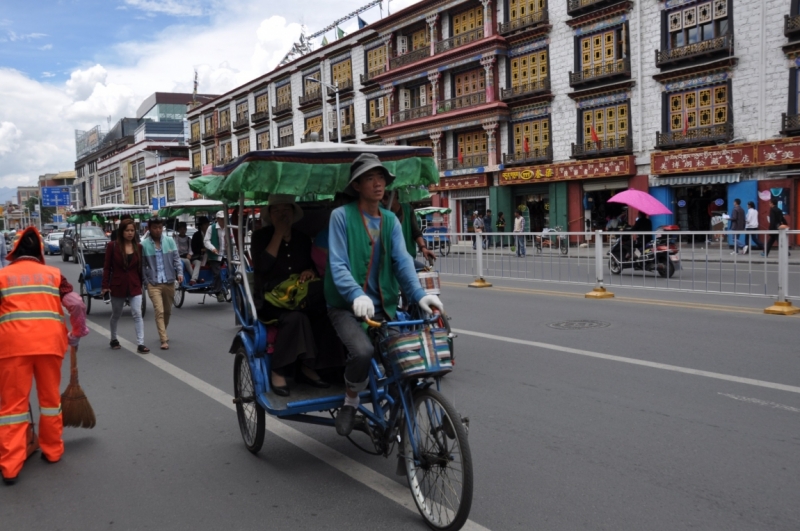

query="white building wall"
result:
[547,0,575,164]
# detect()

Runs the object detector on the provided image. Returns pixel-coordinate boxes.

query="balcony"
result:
[390,47,431,70]
[328,78,354,97]
[440,153,489,171]
[360,66,387,85]
[503,146,553,166]
[233,116,249,130]
[299,88,322,107]
[331,124,356,142]
[498,11,549,36]
[786,14,800,38]
[189,135,201,145]
[435,27,484,54]
[216,156,233,166]
[500,79,551,101]
[250,110,269,124]
[571,135,632,159]
[272,102,292,117]
[655,122,733,149]
[216,123,231,137]
[392,104,433,124]
[201,130,216,141]
[567,0,618,18]
[438,92,486,113]
[362,117,387,135]
[782,113,800,135]
[569,58,630,88]
[656,34,733,69]
[190,165,201,175]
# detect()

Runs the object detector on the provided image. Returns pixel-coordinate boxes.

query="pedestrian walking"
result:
[513,210,526,257]
[743,201,762,254]
[483,209,493,247]
[0,227,89,485]
[204,211,228,301]
[729,198,746,254]
[472,211,485,250]
[763,197,790,258]
[102,218,149,354]
[142,218,183,350]
[496,212,506,248]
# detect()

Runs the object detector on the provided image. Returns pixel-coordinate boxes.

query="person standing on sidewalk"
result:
[203,211,228,301]
[472,211,485,250]
[102,218,149,354]
[0,227,89,485]
[513,210,526,257]
[743,201,762,254]
[763,197,789,258]
[496,212,506,248]
[142,218,182,350]
[729,198,746,255]
[483,209,493,248]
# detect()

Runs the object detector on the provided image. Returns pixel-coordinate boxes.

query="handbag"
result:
[263,274,319,311]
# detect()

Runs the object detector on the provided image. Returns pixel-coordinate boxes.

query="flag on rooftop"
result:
[358,16,368,29]
[322,35,329,46]
[337,27,346,39]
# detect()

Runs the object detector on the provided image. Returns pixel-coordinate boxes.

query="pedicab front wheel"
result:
[233,348,265,454]
[79,281,92,315]
[402,388,473,531]
[173,282,185,308]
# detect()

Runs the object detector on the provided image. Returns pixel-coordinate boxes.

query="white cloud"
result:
[39,44,53,51]
[41,71,55,78]
[6,31,47,41]
[124,0,206,17]
[0,122,23,155]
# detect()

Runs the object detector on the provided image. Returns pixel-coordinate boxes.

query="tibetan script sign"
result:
[430,174,488,191]
[500,155,635,185]
[651,144,756,175]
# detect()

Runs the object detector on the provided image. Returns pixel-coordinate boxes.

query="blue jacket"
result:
[141,235,182,285]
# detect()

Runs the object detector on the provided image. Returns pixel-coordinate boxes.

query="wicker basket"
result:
[382,327,452,379]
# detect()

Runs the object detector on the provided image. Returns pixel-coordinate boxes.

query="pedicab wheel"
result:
[401,388,473,531]
[173,282,185,308]
[439,241,451,257]
[80,281,92,315]
[233,349,265,454]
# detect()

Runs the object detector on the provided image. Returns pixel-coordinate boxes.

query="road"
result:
[2,256,799,530]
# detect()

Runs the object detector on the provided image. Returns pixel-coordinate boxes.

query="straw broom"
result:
[61,346,96,429]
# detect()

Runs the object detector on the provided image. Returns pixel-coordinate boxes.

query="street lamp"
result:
[136,148,161,208]
[306,77,340,143]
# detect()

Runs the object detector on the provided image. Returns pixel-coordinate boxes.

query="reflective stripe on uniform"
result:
[39,405,62,416]
[1,285,60,297]
[0,411,32,426]
[0,310,63,325]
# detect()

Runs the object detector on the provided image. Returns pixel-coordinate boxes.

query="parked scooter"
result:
[608,225,681,278]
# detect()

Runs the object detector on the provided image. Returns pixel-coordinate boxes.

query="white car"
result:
[44,232,64,255]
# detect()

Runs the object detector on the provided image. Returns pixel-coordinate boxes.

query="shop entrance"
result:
[514,189,549,232]
[458,197,488,233]
[672,184,727,231]
[583,180,629,231]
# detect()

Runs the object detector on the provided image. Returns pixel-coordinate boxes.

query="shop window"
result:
[452,5,483,36]
[511,50,548,88]
[237,136,250,155]
[279,123,294,147]
[204,114,214,134]
[366,45,387,77]
[331,59,352,88]
[368,96,388,122]
[411,28,430,51]
[192,151,201,169]
[579,27,626,74]
[190,121,200,141]
[255,92,269,113]
[509,0,545,21]
[581,103,629,148]
[669,84,728,133]
[513,117,550,155]
[235,101,248,122]
[256,130,270,150]
[205,146,216,165]
[667,0,729,49]
[304,115,323,138]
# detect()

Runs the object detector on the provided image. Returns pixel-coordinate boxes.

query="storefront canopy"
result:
[651,173,741,187]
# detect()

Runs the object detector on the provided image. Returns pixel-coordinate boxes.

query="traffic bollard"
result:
[586,230,614,299]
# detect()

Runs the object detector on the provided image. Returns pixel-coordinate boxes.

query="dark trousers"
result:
[328,306,381,392]
[746,229,762,250]
[765,234,779,257]
[208,260,223,293]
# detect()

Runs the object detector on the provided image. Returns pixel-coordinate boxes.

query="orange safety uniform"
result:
[0,228,69,480]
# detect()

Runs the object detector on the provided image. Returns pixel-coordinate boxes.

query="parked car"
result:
[44,232,64,255]
[61,226,109,262]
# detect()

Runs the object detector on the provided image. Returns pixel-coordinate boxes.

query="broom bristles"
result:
[61,377,96,429]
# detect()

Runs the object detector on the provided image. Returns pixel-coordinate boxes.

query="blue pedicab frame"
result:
[196,143,473,531]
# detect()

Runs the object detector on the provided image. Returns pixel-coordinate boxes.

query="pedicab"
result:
[191,143,473,530]
[67,204,152,316]
[416,207,452,257]
[157,199,233,307]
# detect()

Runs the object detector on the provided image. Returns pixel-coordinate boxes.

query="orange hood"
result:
[6,226,45,263]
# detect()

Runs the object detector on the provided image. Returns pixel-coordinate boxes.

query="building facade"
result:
[186,0,800,239]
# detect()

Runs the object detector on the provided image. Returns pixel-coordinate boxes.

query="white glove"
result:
[418,294,444,315]
[352,295,375,319]
[67,333,80,348]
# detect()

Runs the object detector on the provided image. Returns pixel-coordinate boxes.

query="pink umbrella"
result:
[607,189,672,216]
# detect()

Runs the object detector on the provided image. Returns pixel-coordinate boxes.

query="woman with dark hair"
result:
[102,218,149,353]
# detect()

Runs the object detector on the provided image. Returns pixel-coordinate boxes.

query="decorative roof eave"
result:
[566,1,633,29]
[372,35,508,84]
[652,57,737,83]
[568,80,635,101]
[502,24,552,44]
[782,41,800,58]
[377,102,510,136]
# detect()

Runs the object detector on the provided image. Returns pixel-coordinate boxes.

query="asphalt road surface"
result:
[2,256,799,530]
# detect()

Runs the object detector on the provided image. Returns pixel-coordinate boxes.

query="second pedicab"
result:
[191,142,473,531]
[416,206,452,257]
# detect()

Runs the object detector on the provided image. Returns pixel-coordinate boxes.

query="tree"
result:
[24,196,55,224]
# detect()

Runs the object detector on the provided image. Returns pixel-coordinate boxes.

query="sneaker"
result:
[742,246,748,255]
[216,293,226,302]
[730,252,738,255]
[761,252,766,257]
[335,406,357,436]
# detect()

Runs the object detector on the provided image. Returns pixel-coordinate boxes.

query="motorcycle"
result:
[607,226,680,278]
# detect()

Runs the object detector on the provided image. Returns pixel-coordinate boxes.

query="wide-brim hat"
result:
[263,194,303,226]
[344,153,396,197]
[7,226,44,263]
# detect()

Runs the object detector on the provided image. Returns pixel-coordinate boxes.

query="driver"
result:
[325,153,444,437]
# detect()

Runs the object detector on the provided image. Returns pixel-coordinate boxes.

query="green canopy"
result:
[189,143,439,203]
[415,207,452,217]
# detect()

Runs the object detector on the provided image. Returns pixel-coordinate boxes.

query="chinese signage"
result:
[430,174,488,191]
[41,186,72,207]
[500,155,635,186]
[652,138,800,175]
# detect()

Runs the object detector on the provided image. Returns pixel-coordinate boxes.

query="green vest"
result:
[208,225,221,261]
[399,203,417,257]
[324,203,400,319]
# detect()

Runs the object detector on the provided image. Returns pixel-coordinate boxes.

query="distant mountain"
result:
[0,187,17,204]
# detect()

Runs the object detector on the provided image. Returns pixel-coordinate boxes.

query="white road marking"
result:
[452,328,800,395]
[718,393,800,413]
[84,320,490,531]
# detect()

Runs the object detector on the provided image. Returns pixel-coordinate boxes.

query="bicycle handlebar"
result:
[364,311,441,329]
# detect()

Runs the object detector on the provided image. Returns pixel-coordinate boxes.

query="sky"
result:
[0,0,421,189]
